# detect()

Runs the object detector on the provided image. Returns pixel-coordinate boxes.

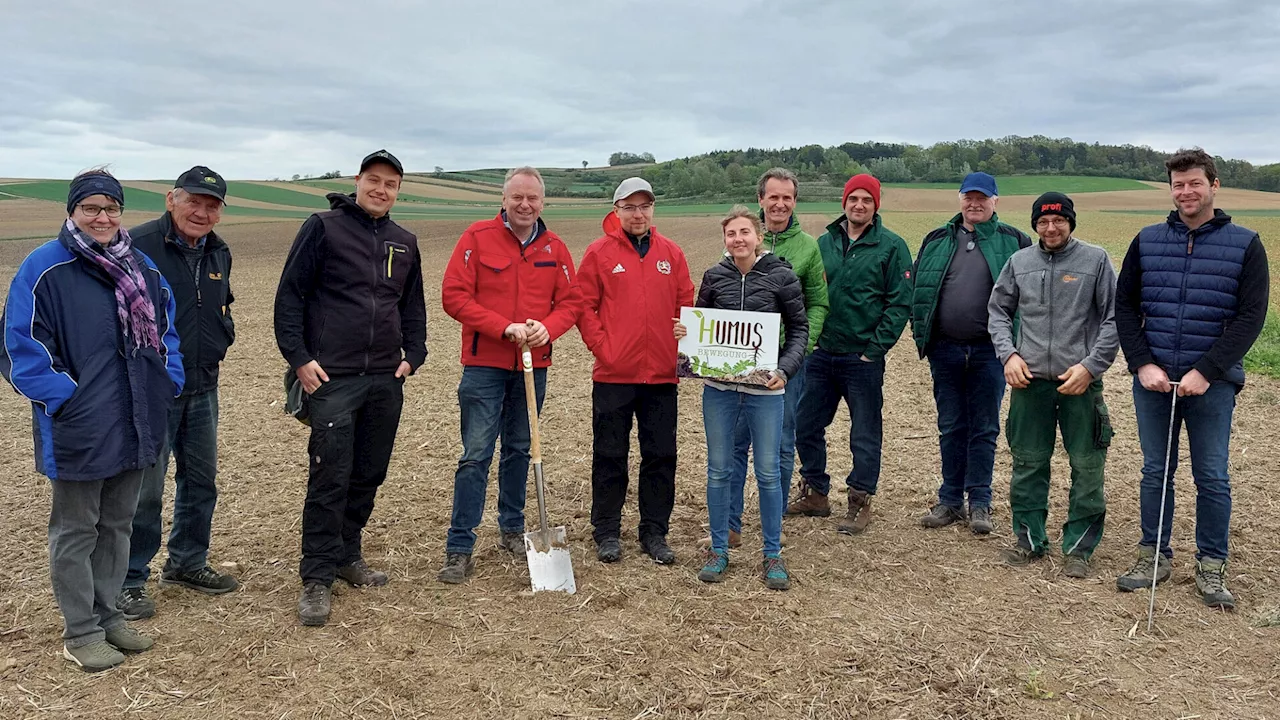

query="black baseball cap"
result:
[175,166,227,202]
[360,149,403,176]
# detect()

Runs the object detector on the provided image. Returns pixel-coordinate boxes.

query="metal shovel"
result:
[520,343,576,594]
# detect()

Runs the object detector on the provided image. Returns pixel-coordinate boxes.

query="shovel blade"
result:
[525,526,576,594]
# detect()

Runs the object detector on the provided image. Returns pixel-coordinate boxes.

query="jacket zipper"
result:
[365,225,378,374]
[1173,228,1196,371]
[1047,253,1055,376]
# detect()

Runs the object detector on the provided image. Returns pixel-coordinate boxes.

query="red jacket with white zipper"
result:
[577,213,695,384]
[442,214,583,369]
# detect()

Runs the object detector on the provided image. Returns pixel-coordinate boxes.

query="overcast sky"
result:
[2,0,1277,179]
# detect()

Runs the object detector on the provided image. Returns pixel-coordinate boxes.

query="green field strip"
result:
[226,182,331,209]
[883,176,1151,194]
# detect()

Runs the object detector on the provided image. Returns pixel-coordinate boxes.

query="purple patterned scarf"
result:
[60,219,161,353]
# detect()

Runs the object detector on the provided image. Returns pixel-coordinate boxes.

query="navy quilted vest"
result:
[1137,210,1251,383]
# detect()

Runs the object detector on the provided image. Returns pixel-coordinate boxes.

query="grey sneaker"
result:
[968,505,993,535]
[920,503,966,528]
[1194,558,1236,610]
[297,582,331,626]
[115,586,155,621]
[63,640,125,672]
[104,624,154,653]
[1116,546,1172,592]
[436,553,475,584]
[336,558,389,587]
[1062,553,1091,579]
[498,531,525,554]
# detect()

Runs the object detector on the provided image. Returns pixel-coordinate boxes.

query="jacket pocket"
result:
[383,241,411,291]
[1093,394,1114,449]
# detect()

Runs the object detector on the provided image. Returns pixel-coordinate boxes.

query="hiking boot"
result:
[1195,558,1236,610]
[298,582,331,626]
[640,535,676,565]
[160,564,239,595]
[784,483,831,517]
[1000,545,1043,566]
[63,640,124,672]
[837,488,872,535]
[1116,546,1171,592]
[115,586,155,621]
[920,503,966,528]
[436,553,475,584]
[697,529,742,550]
[1062,553,1091,579]
[498,531,525,554]
[968,505,993,535]
[596,537,622,563]
[337,558,389,587]
[698,550,729,583]
[762,555,790,591]
[104,624,154,653]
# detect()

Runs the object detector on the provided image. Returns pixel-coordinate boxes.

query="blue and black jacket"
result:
[0,233,184,480]
[1116,209,1270,386]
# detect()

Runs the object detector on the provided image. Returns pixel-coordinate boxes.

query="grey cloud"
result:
[1,0,1277,178]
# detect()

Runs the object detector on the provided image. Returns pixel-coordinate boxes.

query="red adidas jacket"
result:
[442,215,583,369]
[577,213,695,384]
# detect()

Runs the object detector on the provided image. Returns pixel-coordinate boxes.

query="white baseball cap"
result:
[612,177,655,204]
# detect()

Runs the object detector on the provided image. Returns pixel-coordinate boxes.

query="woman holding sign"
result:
[675,205,808,589]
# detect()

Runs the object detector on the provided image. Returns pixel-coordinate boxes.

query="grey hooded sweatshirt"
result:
[988,236,1119,380]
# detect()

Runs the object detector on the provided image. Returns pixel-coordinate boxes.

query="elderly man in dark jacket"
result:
[117,167,238,621]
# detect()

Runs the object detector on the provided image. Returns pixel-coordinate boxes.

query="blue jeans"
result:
[1132,377,1235,561]
[703,386,783,555]
[726,358,806,532]
[126,388,220,587]
[446,366,547,555]
[927,339,1005,509]
[793,348,885,496]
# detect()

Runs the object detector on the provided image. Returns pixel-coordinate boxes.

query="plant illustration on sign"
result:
[676,307,780,387]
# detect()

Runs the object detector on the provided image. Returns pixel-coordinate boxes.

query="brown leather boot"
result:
[784,482,831,517]
[837,488,872,535]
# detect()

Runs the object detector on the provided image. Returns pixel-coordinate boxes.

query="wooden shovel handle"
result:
[520,343,542,464]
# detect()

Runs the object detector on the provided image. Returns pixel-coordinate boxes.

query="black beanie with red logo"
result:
[1031,191,1076,231]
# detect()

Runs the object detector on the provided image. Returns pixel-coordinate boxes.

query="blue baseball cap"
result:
[959,172,998,197]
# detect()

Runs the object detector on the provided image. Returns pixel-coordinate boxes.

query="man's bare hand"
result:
[504,323,529,345]
[1137,363,1171,393]
[1004,353,1033,389]
[1178,369,1209,396]
[1056,363,1093,396]
[524,319,550,348]
[297,360,329,394]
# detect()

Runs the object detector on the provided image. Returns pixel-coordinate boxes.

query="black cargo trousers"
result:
[300,373,404,585]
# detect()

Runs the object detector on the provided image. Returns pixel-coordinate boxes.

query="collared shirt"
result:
[501,211,538,248]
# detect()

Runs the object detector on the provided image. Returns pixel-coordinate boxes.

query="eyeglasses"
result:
[77,204,123,218]
[1035,217,1070,229]
[616,202,654,214]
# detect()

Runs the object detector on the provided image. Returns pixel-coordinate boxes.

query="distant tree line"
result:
[609,151,656,166]
[633,136,1280,200]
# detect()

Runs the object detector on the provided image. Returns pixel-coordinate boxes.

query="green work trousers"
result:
[1006,378,1111,558]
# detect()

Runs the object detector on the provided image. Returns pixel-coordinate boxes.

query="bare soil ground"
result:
[1,211,1279,719]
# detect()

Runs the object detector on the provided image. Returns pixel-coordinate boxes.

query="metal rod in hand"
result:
[1147,381,1181,631]
[521,344,551,548]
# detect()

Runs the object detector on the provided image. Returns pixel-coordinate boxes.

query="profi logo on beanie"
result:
[1041,203,1063,212]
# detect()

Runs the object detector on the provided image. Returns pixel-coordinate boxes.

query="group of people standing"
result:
[0,148,1268,672]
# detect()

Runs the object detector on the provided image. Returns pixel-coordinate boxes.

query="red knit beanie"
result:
[842,174,881,210]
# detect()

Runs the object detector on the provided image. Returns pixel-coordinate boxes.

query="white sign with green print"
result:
[676,307,780,387]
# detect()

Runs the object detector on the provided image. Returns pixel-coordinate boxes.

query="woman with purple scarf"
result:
[0,169,184,672]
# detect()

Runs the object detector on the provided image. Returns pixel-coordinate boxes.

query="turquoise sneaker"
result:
[762,555,790,591]
[698,550,729,583]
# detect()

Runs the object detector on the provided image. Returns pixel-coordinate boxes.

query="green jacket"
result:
[815,214,913,359]
[910,212,1031,357]
[762,213,829,353]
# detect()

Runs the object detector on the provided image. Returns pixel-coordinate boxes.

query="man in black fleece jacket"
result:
[274,150,427,626]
